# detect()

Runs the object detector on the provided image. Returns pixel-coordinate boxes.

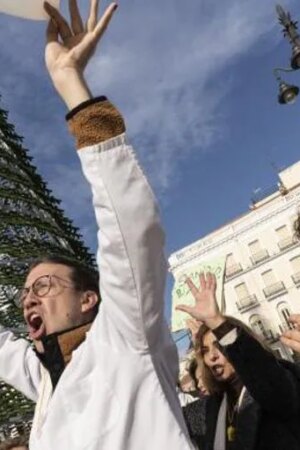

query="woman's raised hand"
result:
[176,272,225,330]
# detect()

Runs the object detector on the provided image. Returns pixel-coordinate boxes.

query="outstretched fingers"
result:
[185,277,199,299]
[93,3,118,40]
[69,0,84,34]
[87,0,100,32]
[199,272,206,291]
[73,2,117,61]
[46,17,59,43]
[44,1,72,40]
[207,272,217,292]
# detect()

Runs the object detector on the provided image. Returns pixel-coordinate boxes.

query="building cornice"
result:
[170,188,300,272]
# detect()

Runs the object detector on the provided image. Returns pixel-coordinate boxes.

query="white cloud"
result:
[0,0,298,244]
[86,0,297,191]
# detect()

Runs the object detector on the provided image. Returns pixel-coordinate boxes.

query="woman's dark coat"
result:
[183,329,300,450]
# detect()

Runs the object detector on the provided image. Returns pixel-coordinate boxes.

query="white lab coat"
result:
[0,133,194,450]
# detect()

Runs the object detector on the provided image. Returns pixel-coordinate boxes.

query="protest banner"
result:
[171,256,226,332]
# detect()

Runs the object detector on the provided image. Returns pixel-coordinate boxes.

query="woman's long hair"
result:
[194,315,275,395]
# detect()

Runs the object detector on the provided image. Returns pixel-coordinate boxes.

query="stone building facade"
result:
[170,160,300,360]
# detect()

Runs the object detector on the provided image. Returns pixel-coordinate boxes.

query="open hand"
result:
[44,0,118,107]
[176,272,224,329]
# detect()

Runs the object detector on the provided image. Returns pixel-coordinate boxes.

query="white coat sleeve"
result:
[0,326,41,401]
[67,99,170,353]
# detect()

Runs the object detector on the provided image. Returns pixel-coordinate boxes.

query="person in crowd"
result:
[177,272,300,450]
[188,357,208,397]
[0,1,194,449]
[177,358,206,449]
[177,378,199,407]
[177,357,207,407]
[180,369,199,395]
[0,436,28,450]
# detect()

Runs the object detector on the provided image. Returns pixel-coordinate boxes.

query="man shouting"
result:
[0,1,194,449]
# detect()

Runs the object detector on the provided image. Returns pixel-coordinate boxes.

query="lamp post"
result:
[274,4,300,104]
[274,67,299,104]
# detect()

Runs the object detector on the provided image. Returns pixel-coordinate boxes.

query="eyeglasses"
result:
[14,274,75,308]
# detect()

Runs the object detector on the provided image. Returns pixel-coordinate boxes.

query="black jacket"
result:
[183,329,300,450]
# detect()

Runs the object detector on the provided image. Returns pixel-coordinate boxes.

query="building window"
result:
[261,269,286,299]
[261,269,276,286]
[235,282,249,303]
[226,253,242,278]
[248,239,261,254]
[248,239,269,265]
[249,314,267,336]
[277,302,292,333]
[234,282,258,312]
[276,225,296,251]
[275,225,289,240]
[249,314,274,341]
[290,256,300,285]
[226,253,234,267]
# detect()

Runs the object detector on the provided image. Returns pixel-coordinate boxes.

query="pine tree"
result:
[0,100,96,439]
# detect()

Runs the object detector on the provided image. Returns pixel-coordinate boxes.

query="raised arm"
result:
[45,1,168,352]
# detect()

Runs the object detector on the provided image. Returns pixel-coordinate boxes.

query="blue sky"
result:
[1,0,300,349]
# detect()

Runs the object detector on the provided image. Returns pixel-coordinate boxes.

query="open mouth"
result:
[211,364,224,378]
[26,313,45,340]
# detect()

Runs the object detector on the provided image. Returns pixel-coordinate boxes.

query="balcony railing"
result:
[278,236,298,251]
[251,249,269,265]
[292,272,300,285]
[263,281,287,299]
[226,263,243,278]
[236,294,259,313]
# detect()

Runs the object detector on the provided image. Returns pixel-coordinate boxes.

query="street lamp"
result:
[274,5,300,104]
[274,67,299,104]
